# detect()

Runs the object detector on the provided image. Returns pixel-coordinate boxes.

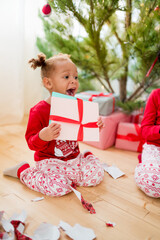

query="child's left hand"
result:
[97,117,105,131]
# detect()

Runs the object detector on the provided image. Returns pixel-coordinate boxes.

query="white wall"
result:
[0,0,46,125]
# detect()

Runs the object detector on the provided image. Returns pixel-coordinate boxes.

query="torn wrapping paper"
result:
[9,210,27,223]
[11,220,31,240]
[1,210,98,240]
[1,210,31,240]
[32,223,60,240]
[31,197,44,202]
[71,187,96,214]
[75,91,119,116]
[49,92,99,141]
[1,219,14,233]
[0,232,11,239]
[59,221,96,240]
[102,163,125,179]
[106,222,116,227]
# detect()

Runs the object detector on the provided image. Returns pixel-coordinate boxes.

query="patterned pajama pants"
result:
[134,143,160,198]
[19,151,104,197]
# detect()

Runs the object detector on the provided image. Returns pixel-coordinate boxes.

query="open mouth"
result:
[66,88,76,96]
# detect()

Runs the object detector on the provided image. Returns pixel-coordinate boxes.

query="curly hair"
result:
[28,53,72,78]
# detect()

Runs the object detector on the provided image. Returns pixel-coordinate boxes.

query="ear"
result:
[42,77,53,90]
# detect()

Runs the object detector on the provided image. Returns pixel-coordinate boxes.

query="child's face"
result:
[49,60,79,96]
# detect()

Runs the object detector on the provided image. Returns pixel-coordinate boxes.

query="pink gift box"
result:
[84,111,131,150]
[115,122,143,152]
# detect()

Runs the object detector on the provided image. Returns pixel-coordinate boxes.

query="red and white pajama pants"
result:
[19,151,104,197]
[135,143,160,198]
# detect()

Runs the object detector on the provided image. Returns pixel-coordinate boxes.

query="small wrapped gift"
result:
[84,111,131,150]
[115,122,143,152]
[49,92,99,141]
[75,91,119,116]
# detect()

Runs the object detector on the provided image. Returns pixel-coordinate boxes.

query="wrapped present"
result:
[131,109,144,124]
[49,92,99,141]
[115,122,143,152]
[75,91,119,116]
[84,111,131,150]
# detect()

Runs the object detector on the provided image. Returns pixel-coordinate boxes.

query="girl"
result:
[135,89,160,198]
[3,53,104,197]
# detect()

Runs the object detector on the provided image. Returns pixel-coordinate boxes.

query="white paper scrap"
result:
[106,221,116,227]
[59,221,71,231]
[31,197,44,202]
[70,186,81,201]
[17,223,25,234]
[1,219,14,232]
[10,210,27,223]
[102,163,125,179]
[1,232,14,240]
[59,221,96,240]
[32,222,60,240]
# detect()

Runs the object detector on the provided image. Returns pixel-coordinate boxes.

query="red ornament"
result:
[42,3,52,16]
[154,5,159,11]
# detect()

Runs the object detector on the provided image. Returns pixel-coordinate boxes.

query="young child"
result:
[3,53,104,197]
[134,89,160,198]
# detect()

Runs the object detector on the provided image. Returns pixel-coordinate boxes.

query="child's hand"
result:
[39,123,61,141]
[97,117,105,131]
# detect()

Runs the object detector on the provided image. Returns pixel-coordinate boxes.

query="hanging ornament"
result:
[154,5,159,11]
[42,3,52,17]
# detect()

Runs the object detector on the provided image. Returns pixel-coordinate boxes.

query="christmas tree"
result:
[37,0,160,111]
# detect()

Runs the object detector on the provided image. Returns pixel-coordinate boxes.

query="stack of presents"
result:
[75,91,144,153]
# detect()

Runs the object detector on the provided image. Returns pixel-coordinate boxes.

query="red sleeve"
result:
[141,90,160,141]
[25,108,49,151]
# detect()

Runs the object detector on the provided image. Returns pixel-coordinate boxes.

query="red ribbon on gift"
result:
[87,92,115,113]
[116,124,143,152]
[49,98,98,141]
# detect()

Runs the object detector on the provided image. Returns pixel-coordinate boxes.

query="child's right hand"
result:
[39,123,61,141]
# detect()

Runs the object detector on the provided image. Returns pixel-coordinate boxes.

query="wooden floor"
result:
[0,117,160,240]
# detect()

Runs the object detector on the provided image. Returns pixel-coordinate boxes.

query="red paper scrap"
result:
[11,220,32,240]
[81,196,96,214]
[106,222,116,227]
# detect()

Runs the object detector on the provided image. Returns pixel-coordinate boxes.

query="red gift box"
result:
[115,122,143,152]
[84,111,131,150]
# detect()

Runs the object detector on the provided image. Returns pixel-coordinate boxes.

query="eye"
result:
[64,75,69,79]
[75,76,78,80]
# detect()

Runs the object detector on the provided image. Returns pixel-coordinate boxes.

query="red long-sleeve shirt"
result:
[141,89,160,146]
[25,100,80,161]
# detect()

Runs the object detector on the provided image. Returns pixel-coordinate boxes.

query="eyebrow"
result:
[61,70,78,74]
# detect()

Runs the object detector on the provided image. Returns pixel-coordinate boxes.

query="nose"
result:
[71,76,76,83]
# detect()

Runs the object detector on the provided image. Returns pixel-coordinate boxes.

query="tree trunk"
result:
[119,65,128,101]
[119,0,132,102]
